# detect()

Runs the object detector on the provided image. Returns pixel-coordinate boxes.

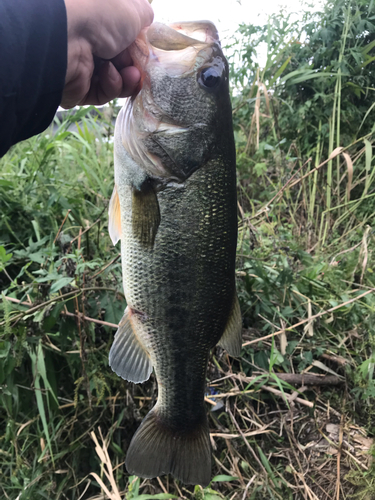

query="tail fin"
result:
[125,407,212,487]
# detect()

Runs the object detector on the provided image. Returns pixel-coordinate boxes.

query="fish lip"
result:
[167,21,220,44]
[130,21,221,83]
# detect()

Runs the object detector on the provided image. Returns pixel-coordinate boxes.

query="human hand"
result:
[61,0,153,108]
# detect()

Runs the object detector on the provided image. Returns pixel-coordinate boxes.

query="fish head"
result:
[115,21,234,184]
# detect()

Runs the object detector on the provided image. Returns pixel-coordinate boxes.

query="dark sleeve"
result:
[0,0,67,158]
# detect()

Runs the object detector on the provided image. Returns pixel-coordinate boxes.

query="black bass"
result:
[108,21,242,487]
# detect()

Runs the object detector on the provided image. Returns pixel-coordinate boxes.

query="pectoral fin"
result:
[132,180,160,249]
[108,185,122,245]
[109,307,153,383]
[218,293,242,356]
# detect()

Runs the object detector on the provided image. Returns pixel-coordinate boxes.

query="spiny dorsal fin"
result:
[132,180,160,249]
[108,185,122,246]
[218,293,242,356]
[109,307,152,384]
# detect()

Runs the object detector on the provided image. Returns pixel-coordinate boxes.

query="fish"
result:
[107,20,242,487]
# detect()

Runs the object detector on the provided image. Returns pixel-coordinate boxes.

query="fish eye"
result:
[199,67,221,89]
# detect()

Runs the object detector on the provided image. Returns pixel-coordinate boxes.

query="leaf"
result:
[254,162,267,177]
[360,38,375,55]
[131,495,177,500]
[127,475,140,498]
[0,179,13,187]
[359,103,375,134]
[36,341,59,406]
[0,246,12,264]
[0,341,11,358]
[29,342,55,465]
[257,445,278,486]
[34,272,61,283]
[311,360,343,378]
[28,252,47,264]
[101,292,124,326]
[364,139,372,172]
[362,55,375,68]
[288,72,342,85]
[269,55,292,86]
[211,475,238,482]
[342,152,353,201]
[269,348,284,369]
[328,147,343,160]
[50,277,74,294]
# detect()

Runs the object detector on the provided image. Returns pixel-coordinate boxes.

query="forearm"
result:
[0,0,68,158]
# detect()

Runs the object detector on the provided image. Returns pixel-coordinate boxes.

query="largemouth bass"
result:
[108,21,242,487]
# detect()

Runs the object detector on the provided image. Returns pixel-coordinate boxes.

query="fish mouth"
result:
[130,21,220,84]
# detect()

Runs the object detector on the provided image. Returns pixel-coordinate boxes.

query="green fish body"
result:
[108,21,241,487]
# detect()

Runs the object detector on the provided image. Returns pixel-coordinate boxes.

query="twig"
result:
[321,353,348,366]
[206,389,255,399]
[0,289,82,326]
[91,253,121,279]
[242,476,256,500]
[90,429,122,500]
[210,428,273,439]
[253,373,343,386]
[1,297,31,307]
[2,268,15,283]
[156,477,169,496]
[242,287,375,347]
[0,287,123,327]
[62,311,118,329]
[335,410,345,500]
[226,405,270,478]
[225,438,246,487]
[53,209,71,245]
[330,240,362,264]
[69,218,101,245]
[1,295,119,329]
[232,374,314,407]
[262,384,314,408]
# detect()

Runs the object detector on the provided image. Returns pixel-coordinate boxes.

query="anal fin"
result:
[132,180,160,249]
[218,293,242,356]
[109,307,152,383]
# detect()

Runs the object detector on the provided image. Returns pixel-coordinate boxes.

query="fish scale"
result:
[108,21,242,486]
